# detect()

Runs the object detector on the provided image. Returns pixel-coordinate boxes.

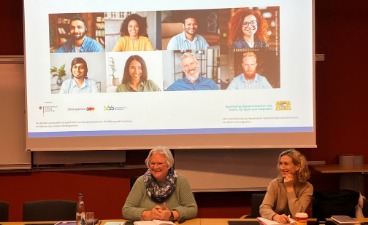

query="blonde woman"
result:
[260,149,313,223]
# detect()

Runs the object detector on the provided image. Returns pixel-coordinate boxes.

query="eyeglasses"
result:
[149,162,166,168]
[242,20,257,27]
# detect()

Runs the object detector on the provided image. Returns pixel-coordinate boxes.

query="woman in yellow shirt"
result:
[113,14,154,51]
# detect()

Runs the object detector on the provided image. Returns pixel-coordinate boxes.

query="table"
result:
[311,164,368,194]
[201,218,252,225]
[101,219,201,225]
[311,164,368,173]
[2,218,368,225]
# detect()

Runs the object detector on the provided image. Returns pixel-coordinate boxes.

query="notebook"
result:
[331,215,359,224]
[257,217,280,225]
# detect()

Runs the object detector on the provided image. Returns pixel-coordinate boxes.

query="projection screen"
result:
[23,0,316,151]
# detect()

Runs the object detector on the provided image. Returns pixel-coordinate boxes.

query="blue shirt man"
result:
[166,52,218,91]
[166,76,218,91]
[166,17,209,51]
[227,73,272,90]
[54,16,104,53]
[55,36,104,53]
[59,57,99,94]
[227,52,272,90]
[59,77,99,93]
[167,32,209,51]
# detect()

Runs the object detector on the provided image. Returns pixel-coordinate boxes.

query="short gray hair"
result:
[181,52,198,63]
[145,146,174,168]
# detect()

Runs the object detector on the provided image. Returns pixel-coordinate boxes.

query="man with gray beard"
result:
[166,52,218,91]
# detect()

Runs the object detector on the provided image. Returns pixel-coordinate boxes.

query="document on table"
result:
[104,222,124,225]
[257,217,296,225]
[54,222,77,225]
[133,220,175,225]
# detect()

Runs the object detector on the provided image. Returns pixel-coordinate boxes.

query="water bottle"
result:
[76,193,86,225]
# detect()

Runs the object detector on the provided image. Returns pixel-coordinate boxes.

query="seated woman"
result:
[122,146,198,222]
[260,149,313,223]
[116,55,161,92]
[228,8,269,49]
[113,14,154,51]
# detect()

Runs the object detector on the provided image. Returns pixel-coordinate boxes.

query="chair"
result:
[0,201,9,222]
[249,193,266,218]
[312,189,361,220]
[23,200,77,221]
[240,192,266,218]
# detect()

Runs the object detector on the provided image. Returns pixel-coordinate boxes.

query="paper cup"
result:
[295,212,308,225]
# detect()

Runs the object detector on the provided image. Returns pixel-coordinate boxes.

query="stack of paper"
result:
[257,217,296,225]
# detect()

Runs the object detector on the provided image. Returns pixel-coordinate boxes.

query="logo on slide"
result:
[104,105,126,111]
[275,101,291,110]
[39,105,58,116]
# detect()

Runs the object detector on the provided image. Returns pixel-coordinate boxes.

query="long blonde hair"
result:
[277,149,310,183]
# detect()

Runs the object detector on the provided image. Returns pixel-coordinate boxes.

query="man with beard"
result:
[55,16,104,53]
[166,52,218,91]
[227,51,272,90]
[166,16,209,51]
[59,57,99,93]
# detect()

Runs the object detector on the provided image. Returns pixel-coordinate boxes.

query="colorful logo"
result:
[67,107,95,111]
[104,105,126,111]
[276,101,291,110]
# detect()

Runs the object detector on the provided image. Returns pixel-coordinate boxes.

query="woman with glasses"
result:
[259,149,313,223]
[122,146,198,222]
[228,8,269,49]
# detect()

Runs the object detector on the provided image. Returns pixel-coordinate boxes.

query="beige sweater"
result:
[260,178,313,220]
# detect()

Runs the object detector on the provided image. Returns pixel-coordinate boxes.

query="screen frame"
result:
[23,0,316,151]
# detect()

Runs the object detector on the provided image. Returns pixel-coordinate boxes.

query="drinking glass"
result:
[85,212,95,225]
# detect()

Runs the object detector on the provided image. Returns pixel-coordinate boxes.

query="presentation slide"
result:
[23,0,315,151]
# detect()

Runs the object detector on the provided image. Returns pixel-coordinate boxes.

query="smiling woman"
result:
[116,54,161,92]
[260,149,313,222]
[228,8,269,49]
[112,13,154,52]
[122,146,198,222]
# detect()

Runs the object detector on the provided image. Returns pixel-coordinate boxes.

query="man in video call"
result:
[59,57,99,93]
[166,52,218,91]
[54,16,104,53]
[227,51,272,90]
[166,16,209,51]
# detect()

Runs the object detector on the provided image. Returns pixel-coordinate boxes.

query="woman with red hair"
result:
[228,8,269,49]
